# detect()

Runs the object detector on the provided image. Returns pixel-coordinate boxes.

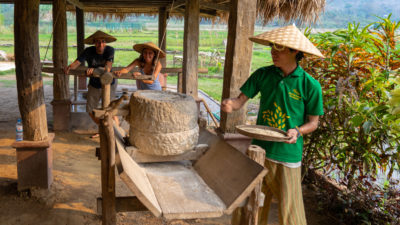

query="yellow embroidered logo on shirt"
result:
[262,102,290,129]
[289,89,301,101]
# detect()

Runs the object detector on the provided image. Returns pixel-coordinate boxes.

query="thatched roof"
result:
[62,0,325,25]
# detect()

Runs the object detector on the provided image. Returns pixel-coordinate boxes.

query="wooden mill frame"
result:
[4,0,325,224]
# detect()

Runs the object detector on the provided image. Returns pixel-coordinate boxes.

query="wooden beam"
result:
[169,0,186,10]
[182,0,199,97]
[220,0,257,133]
[53,0,70,101]
[66,0,84,9]
[42,66,207,77]
[14,0,49,141]
[81,2,170,8]
[77,7,160,14]
[199,8,217,17]
[158,7,167,68]
[200,0,229,11]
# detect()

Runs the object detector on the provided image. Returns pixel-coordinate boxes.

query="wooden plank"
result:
[182,0,199,97]
[194,128,267,214]
[14,0,48,141]
[143,161,225,219]
[125,144,209,163]
[220,0,257,133]
[97,196,148,214]
[115,134,162,217]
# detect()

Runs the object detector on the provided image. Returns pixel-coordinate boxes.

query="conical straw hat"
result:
[84,30,117,45]
[133,42,166,58]
[249,25,324,58]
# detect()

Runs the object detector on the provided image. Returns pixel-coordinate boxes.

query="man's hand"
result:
[113,68,129,78]
[64,60,81,75]
[86,68,95,76]
[285,128,299,144]
[221,98,234,113]
[221,93,249,113]
[64,65,71,75]
[133,72,142,78]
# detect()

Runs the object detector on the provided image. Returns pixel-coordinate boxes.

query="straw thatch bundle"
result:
[67,0,325,26]
[257,0,326,25]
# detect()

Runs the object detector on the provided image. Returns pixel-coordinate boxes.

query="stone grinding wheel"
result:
[129,90,199,156]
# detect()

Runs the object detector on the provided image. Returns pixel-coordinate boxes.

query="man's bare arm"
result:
[285,115,320,144]
[221,93,249,113]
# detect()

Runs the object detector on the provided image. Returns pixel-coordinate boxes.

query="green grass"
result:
[0,80,15,87]
[0,68,15,75]
[0,29,273,73]
[0,29,271,102]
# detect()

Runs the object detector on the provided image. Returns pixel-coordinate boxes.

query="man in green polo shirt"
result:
[222,25,324,225]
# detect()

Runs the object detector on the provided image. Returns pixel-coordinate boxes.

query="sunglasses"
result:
[269,43,285,51]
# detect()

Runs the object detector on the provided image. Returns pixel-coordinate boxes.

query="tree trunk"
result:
[220,0,257,132]
[14,0,48,141]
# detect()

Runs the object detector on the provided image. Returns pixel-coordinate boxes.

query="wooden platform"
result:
[115,127,267,220]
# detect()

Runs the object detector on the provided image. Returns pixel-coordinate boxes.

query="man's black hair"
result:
[289,48,304,62]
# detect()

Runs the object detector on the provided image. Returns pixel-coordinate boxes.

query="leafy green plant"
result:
[301,15,400,223]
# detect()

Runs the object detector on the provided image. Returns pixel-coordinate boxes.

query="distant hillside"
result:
[318,0,400,27]
[0,1,399,29]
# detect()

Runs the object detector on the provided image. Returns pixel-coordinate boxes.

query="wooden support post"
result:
[99,81,116,225]
[245,145,265,224]
[231,145,265,225]
[158,7,167,68]
[220,0,257,133]
[182,0,199,97]
[52,0,71,131]
[14,0,48,141]
[76,7,86,90]
[99,116,116,225]
[159,7,168,91]
[177,72,183,93]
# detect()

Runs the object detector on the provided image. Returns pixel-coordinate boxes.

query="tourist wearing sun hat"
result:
[222,25,324,225]
[64,30,119,136]
[114,42,166,91]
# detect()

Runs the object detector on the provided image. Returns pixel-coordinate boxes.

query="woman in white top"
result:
[114,42,166,90]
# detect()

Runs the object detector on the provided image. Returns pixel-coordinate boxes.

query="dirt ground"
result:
[0,78,335,224]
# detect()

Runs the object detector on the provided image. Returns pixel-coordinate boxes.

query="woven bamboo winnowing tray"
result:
[236,125,290,142]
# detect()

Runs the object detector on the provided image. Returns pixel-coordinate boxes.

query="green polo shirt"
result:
[240,65,324,163]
